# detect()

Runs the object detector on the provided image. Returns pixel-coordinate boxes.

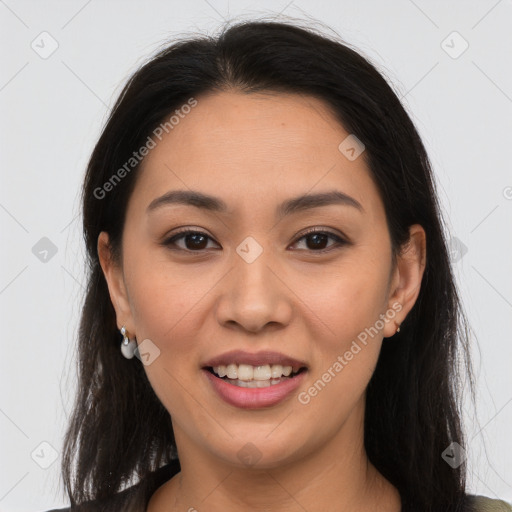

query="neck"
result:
[148,401,401,512]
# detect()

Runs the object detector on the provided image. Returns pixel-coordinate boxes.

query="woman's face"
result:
[99,90,425,469]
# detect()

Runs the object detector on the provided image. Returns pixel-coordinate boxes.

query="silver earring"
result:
[120,326,137,359]
[396,323,401,334]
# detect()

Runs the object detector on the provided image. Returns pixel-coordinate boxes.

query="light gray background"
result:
[1,1,511,510]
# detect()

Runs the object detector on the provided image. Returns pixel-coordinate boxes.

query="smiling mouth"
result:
[205,365,307,388]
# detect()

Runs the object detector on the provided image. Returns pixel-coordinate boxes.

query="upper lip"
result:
[202,350,308,371]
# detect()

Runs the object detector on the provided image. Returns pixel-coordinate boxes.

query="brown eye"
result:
[162,228,348,254]
[163,230,219,251]
[291,229,348,252]
[305,232,330,250]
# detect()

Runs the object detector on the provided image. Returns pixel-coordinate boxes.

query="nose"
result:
[215,246,293,334]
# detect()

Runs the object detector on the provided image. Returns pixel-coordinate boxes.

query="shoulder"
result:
[39,484,137,511]
[41,459,180,512]
[467,494,512,512]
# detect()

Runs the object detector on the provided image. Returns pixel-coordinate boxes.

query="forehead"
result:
[130,91,383,220]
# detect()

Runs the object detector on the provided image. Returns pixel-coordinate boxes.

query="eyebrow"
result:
[146,189,363,217]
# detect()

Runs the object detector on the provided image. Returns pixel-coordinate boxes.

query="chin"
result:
[205,432,308,471]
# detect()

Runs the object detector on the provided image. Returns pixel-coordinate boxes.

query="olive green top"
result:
[471,495,512,511]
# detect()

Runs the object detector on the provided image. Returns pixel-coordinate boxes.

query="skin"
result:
[98,90,426,511]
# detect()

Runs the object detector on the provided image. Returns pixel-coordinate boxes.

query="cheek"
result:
[295,263,389,423]
[124,244,210,341]
[295,252,390,349]
[293,252,391,414]
[124,258,211,421]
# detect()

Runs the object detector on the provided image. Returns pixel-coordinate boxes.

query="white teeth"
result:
[237,364,253,380]
[253,365,271,380]
[230,378,283,388]
[271,364,283,378]
[212,363,297,381]
[226,364,238,379]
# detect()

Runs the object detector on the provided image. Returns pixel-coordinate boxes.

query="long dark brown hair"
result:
[61,16,475,511]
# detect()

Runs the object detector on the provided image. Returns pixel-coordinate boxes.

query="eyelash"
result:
[162,227,348,254]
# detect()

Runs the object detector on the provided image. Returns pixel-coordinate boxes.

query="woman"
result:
[46,18,511,512]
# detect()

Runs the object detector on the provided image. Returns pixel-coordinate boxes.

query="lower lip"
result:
[202,368,307,409]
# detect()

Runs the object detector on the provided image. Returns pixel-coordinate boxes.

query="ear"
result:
[382,224,427,338]
[97,231,136,336]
